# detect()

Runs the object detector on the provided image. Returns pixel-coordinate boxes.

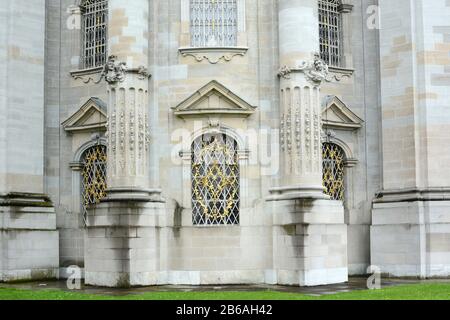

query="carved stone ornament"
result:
[182,51,245,64]
[103,55,127,84]
[179,47,248,65]
[278,53,332,85]
[97,55,151,84]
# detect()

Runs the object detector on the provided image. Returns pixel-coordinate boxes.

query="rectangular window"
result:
[192,134,240,225]
[82,0,108,69]
[319,0,342,67]
[190,0,238,47]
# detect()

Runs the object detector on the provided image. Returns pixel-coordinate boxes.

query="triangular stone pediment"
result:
[322,95,363,130]
[173,80,256,117]
[62,97,107,132]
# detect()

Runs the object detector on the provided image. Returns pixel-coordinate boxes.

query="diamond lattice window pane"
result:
[322,142,345,201]
[81,145,107,222]
[192,134,240,225]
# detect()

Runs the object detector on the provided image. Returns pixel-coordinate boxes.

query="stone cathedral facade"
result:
[1,0,450,287]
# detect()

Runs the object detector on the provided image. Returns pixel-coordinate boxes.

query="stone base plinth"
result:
[84,191,166,288]
[270,199,348,286]
[371,200,450,278]
[0,193,59,282]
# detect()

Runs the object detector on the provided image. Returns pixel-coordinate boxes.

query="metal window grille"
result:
[192,134,240,225]
[318,0,342,67]
[81,145,107,222]
[190,0,238,47]
[81,0,108,69]
[322,142,345,201]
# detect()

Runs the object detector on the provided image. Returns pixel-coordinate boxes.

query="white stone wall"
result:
[0,0,47,194]
[0,0,59,283]
[272,200,348,286]
[43,0,384,280]
[372,201,450,277]
[0,207,59,282]
[372,0,450,278]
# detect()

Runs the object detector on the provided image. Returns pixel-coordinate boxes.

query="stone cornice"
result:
[70,66,104,84]
[374,188,450,203]
[0,193,53,208]
[338,3,354,14]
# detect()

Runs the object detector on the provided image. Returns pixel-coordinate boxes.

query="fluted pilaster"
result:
[271,0,328,200]
[103,0,154,194]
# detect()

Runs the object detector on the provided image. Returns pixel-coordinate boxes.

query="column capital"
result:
[278,53,330,86]
[101,55,151,85]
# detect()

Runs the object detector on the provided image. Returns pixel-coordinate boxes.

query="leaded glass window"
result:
[319,0,342,67]
[81,0,108,69]
[322,143,345,201]
[81,145,107,220]
[192,134,240,225]
[190,0,238,47]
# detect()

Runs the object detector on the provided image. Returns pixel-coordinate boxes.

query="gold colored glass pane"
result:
[192,134,240,225]
[81,145,107,220]
[322,142,345,201]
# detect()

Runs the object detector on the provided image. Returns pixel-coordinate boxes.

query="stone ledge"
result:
[0,193,53,208]
[374,188,450,203]
[179,47,248,64]
[70,66,104,84]
[268,185,329,202]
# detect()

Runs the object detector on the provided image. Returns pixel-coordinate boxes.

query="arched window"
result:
[190,0,238,47]
[318,0,342,67]
[322,142,345,201]
[192,134,240,225]
[81,0,108,69]
[81,145,107,220]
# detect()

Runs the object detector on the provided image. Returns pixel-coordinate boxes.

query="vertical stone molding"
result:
[268,0,348,286]
[0,0,59,282]
[371,0,450,278]
[271,0,328,200]
[104,0,151,191]
[85,0,166,288]
[105,56,151,190]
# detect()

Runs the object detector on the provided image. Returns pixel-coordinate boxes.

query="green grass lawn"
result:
[0,283,450,300]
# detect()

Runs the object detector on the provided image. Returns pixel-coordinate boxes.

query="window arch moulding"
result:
[321,95,362,168]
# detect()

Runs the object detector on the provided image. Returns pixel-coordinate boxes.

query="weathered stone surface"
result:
[2,0,450,286]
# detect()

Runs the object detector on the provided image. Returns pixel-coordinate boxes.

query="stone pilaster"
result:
[371,0,450,278]
[85,0,166,288]
[104,57,152,195]
[269,0,348,286]
[0,0,59,282]
[270,0,328,200]
[104,0,153,196]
